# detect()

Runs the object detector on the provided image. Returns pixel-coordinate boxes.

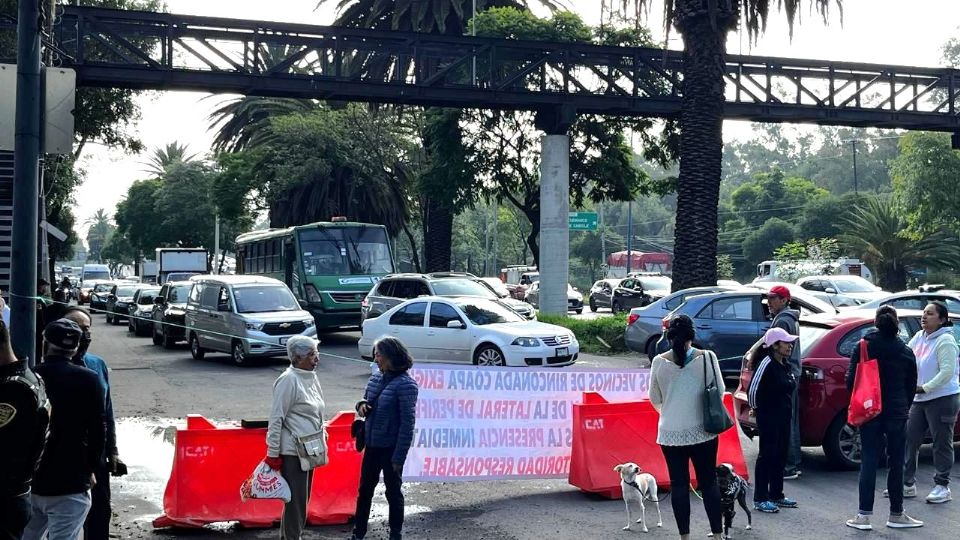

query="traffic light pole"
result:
[13,0,42,365]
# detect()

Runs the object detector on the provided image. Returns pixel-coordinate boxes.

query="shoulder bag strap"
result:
[702,349,718,388]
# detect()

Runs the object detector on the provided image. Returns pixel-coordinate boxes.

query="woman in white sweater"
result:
[265,335,326,540]
[903,301,960,505]
[650,314,724,540]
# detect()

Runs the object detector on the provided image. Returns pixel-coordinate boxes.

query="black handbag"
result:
[351,416,366,452]
[702,350,734,434]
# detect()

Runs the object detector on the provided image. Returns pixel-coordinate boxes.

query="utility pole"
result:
[851,139,859,194]
[214,212,220,274]
[625,201,633,275]
[599,203,606,272]
[13,0,43,365]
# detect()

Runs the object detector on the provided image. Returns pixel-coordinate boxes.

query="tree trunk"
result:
[670,3,736,292]
[523,208,541,267]
[423,196,453,272]
[401,223,422,273]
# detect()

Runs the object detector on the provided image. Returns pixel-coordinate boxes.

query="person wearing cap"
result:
[265,334,325,540]
[747,327,799,514]
[23,319,105,540]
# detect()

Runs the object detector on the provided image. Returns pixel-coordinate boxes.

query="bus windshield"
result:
[299,226,394,276]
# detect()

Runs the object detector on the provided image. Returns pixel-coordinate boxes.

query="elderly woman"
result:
[350,337,419,540]
[264,335,324,540]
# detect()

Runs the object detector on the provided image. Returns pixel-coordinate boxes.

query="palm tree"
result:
[85,208,113,263]
[619,0,840,290]
[839,197,960,291]
[143,141,197,177]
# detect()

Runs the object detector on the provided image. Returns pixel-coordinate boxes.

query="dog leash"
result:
[626,480,670,503]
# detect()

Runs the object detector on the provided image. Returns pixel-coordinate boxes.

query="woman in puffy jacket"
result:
[351,337,419,540]
[844,306,921,531]
[903,301,960,505]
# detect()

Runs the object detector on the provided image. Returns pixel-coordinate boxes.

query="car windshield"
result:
[455,299,525,325]
[639,277,672,290]
[432,279,497,298]
[834,278,877,293]
[168,285,191,303]
[116,287,136,297]
[84,271,110,281]
[234,285,300,313]
[137,289,160,304]
[299,226,394,276]
[798,323,833,358]
[93,284,113,293]
[167,273,198,282]
[481,278,510,298]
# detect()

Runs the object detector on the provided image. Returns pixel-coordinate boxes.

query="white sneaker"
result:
[886,513,923,528]
[926,485,952,504]
[845,514,872,530]
[883,484,917,498]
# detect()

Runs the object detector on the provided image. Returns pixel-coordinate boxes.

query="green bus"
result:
[235,219,395,329]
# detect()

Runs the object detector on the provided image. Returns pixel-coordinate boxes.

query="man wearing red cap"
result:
[765,285,803,480]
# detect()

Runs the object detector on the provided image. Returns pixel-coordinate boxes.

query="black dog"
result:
[715,463,752,539]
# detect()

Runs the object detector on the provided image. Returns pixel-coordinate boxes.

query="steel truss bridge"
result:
[3,5,957,135]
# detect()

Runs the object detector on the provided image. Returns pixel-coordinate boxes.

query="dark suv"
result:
[361,273,534,322]
[151,280,193,348]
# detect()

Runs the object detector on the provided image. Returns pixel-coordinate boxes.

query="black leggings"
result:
[754,409,790,503]
[660,437,723,535]
[352,446,404,539]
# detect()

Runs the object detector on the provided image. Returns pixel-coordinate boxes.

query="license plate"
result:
[556,347,568,357]
[279,337,289,345]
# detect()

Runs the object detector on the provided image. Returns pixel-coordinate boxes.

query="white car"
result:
[796,275,888,307]
[358,296,579,367]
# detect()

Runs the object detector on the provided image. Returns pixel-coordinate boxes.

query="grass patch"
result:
[537,313,631,355]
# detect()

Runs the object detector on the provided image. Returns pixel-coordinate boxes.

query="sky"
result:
[72,0,960,237]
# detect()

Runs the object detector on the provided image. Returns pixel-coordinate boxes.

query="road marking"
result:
[319,351,369,364]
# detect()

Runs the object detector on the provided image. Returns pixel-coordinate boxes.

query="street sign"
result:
[568,211,598,231]
[0,64,76,154]
[40,220,67,242]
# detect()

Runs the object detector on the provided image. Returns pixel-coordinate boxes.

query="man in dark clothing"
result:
[63,307,127,540]
[23,319,105,540]
[0,319,50,540]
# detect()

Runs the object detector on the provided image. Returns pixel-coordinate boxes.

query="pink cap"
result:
[763,327,798,347]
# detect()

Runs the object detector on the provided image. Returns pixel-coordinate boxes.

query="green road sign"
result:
[569,211,598,231]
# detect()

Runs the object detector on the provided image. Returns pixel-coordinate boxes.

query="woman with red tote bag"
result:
[844,306,921,531]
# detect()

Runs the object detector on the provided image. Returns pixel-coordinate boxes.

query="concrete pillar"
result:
[538,134,570,316]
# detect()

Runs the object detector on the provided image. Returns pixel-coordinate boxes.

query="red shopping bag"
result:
[847,339,882,427]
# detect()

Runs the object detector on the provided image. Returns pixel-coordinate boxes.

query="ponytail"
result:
[666,314,695,367]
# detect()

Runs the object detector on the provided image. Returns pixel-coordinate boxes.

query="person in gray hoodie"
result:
[903,301,960,504]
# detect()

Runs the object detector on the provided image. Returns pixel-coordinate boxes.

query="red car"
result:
[734,309,960,469]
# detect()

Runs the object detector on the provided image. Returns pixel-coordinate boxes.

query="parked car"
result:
[358,296,578,367]
[474,277,536,320]
[166,271,201,283]
[588,279,622,312]
[79,279,114,306]
[104,284,139,325]
[857,289,960,314]
[127,285,161,336]
[796,275,888,307]
[361,272,533,322]
[611,275,672,313]
[523,281,584,314]
[625,286,741,359]
[185,275,315,366]
[652,289,834,385]
[88,282,117,312]
[151,280,193,348]
[733,309,960,469]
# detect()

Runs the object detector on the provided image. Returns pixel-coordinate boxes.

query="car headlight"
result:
[512,337,540,347]
[245,322,264,331]
[303,318,316,327]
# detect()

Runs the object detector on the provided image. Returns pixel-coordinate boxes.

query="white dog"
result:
[614,462,663,532]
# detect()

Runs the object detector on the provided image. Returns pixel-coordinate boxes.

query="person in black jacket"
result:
[844,306,923,531]
[0,318,50,540]
[351,337,419,540]
[23,319,105,540]
[746,327,798,514]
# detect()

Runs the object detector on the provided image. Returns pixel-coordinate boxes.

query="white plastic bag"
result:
[240,461,292,503]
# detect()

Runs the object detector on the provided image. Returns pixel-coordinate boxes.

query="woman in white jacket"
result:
[265,335,325,539]
[903,301,960,505]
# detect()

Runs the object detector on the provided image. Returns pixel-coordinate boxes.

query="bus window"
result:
[299,226,394,276]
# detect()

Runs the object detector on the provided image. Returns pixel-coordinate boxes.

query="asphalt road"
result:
[89,312,960,540]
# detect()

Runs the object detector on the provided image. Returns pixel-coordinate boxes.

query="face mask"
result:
[73,333,91,363]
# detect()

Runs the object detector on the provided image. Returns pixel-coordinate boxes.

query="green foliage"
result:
[571,227,623,284]
[115,179,163,255]
[144,142,197,177]
[536,313,630,355]
[890,132,960,235]
[839,196,960,291]
[742,217,796,265]
[797,192,867,240]
[85,209,113,262]
[730,169,827,227]
[774,238,839,262]
[716,254,735,280]
[100,231,136,274]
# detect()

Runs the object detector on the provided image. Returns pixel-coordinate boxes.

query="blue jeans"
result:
[0,493,31,540]
[22,492,91,540]
[858,416,907,515]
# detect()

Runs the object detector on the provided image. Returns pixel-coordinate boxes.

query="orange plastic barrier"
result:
[153,412,362,529]
[568,392,748,499]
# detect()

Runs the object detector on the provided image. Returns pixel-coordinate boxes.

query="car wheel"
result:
[152,323,163,346]
[589,299,597,312]
[162,327,177,349]
[612,301,622,314]
[823,413,861,470]
[575,308,583,315]
[128,318,135,332]
[474,345,506,367]
[105,312,113,325]
[189,333,205,360]
[646,340,657,362]
[232,341,249,367]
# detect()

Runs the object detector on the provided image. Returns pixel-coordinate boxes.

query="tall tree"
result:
[143,142,197,177]
[620,0,840,291]
[890,131,960,235]
[85,209,113,262]
[839,197,960,291]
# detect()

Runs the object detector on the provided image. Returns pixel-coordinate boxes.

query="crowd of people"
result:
[649,285,960,539]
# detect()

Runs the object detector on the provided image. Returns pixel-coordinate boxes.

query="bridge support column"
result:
[536,106,575,317]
